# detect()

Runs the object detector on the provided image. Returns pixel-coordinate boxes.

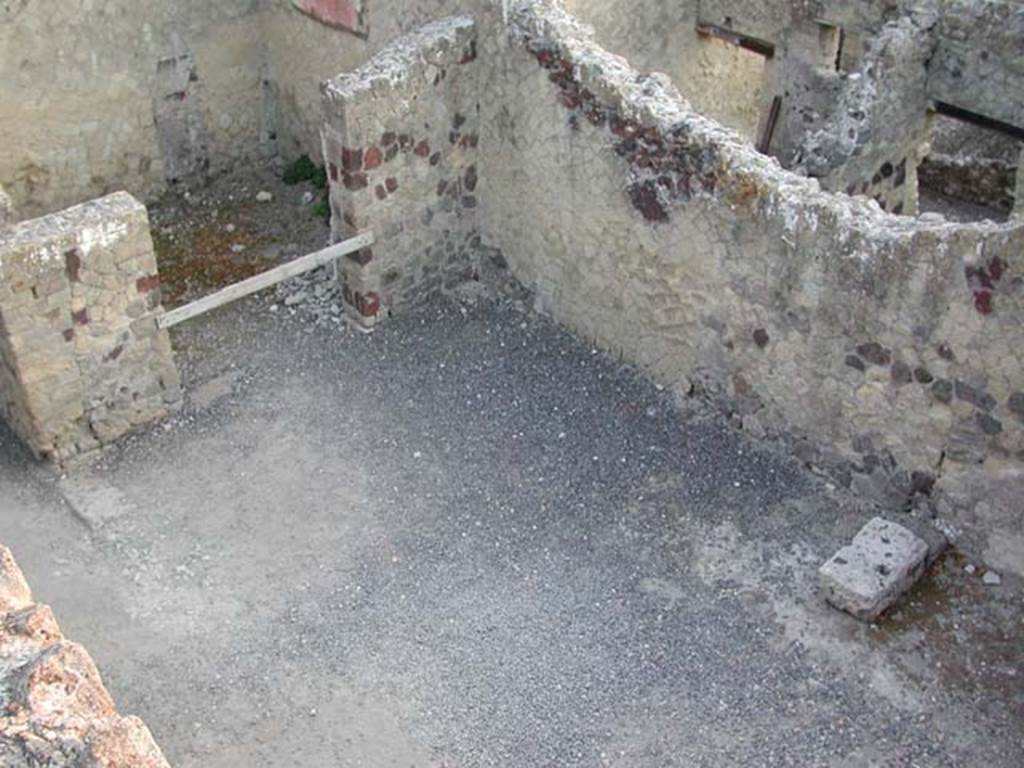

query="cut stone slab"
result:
[819,517,929,621]
[58,474,135,530]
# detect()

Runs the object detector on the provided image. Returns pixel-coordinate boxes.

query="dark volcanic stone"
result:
[855,342,891,366]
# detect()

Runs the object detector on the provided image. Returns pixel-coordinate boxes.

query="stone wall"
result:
[0,0,271,220]
[928,0,1024,132]
[472,1,1024,562]
[792,11,936,215]
[919,116,1021,214]
[0,193,180,461]
[0,544,171,766]
[321,16,481,328]
[792,0,1024,214]
[0,0,477,221]
[263,0,473,166]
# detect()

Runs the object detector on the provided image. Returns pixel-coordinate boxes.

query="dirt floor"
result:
[1,174,1022,767]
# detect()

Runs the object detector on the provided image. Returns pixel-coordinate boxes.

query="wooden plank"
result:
[934,101,1024,141]
[695,23,775,59]
[158,231,374,329]
[757,95,783,155]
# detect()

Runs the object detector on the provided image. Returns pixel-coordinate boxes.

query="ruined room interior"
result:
[1,1,1022,766]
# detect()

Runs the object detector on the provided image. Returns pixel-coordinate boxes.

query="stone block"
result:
[0,193,180,461]
[0,545,32,612]
[819,517,929,621]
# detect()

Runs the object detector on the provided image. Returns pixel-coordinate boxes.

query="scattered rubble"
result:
[983,570,1003,586]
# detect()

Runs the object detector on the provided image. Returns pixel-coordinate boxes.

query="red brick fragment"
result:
[355,291,381,317]
[341,147,363,172]
[343,172,368,190]
[364,146,383,170]
[136,275,161,294]
[414,139,431,158]
[974,290,994,315]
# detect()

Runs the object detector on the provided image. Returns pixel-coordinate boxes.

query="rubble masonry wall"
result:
[321,17,482,328]
[473,1,1024,561]
[0,193,180,461]
[0,0,472,221]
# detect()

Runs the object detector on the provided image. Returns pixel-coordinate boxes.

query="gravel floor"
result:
[1,284,1021,767]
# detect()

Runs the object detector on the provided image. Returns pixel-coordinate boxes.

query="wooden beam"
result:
[757,95,783,155]
[933,101,1024,142]
[157,231,375,329]
[696,23,775,59]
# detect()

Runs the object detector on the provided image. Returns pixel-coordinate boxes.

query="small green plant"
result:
[283,154,331,224]
[310,164,327,190]
[312,194,331,225]
[283,154,318,185]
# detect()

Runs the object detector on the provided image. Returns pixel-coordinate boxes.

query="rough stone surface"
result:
[321,16,481,328]
[0,193,181,461]
[466,0,1024,545]
[0,185,12,230]
[0,545,171,768]
[819,517,930,620]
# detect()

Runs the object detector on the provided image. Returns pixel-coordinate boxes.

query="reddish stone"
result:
[343,172,368,190]
[341,147,363,172]
[459,134,479,149]
[414,139,431,158]
[354,291,380,317]
[329,162,339,181]
[535,49,556,68]
[364,146,383,170]
[291,0,363,34]
[989,256,1005,281]
[610,116,640,139]
[136,274,161,294]
[974,290,994,315]
[385,177,399,193]
[627,180,668,223]
[348,247,373,266]
[64,249,82,283]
